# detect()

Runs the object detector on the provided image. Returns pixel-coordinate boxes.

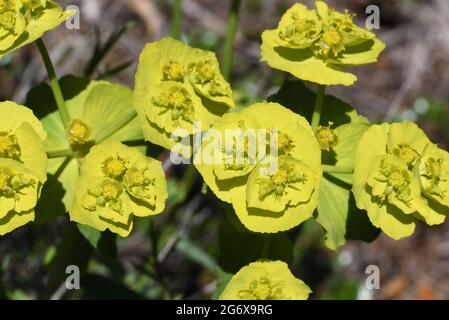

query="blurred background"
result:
[1,0,449,300]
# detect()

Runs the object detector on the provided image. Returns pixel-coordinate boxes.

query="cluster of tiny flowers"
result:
[70,141,167,237]
[315,122,339,152]
[134,38,234,150]
[219,261,311,300]
[0,101,47,236]
[261,1,385,85]
[353,122,449,239]
[195,102,322,233]
[0,0,74,58]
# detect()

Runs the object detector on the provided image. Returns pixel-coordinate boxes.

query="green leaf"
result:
[176,238,216,273]
[317,123,379,249]
[218,219,293,273]
[316,175,350,250]
[77,224,118,260]
[268,79,369,126]
[212,266,233,300]
[77,223,102,248]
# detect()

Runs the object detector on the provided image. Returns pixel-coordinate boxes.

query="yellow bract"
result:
[134,38,235,151]
[195,102,322,233]
[260,1,386,86]
[42,80,143,213]
[0,0,75,58]
[0,101,47,235]
[353,122,449,240]
[69,141,167,237]
[219,261,311,300]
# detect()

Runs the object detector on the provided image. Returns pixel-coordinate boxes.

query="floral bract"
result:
[0,0,75,58]
[0,101,47,235]
[219,260,311,300]
[260,1,386,86]
[42,80,143,213]
[353,122,449,240]
[70,141,167,237]
[195,102,322,233]
[134,37,235,151]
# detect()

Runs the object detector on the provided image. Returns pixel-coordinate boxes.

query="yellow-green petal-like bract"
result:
[0,100,47,181]
[134,38,235,151]
[260,1,386,86]
[69,141,167,237]
[195,102,322,233]
[0,0,75,58]
[219,260,311,300]
[0,159,41,235]
[42,79,143,213]
[0,101,47,235]
[353,122,448,240]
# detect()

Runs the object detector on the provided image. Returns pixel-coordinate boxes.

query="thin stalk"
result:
[47,149,75,159]
[222,0,241,81]
[311,84,326,128]
[322,165,353,174]
[170,0,182,40]
[36,38,70,128]
[260,237,272,259]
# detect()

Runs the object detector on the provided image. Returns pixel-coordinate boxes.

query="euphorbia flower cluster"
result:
[219,261,311,300]
[0,0,74,58]
[353,122,449,239]
[195,102,322,233]
[134,38,234,151]
[70,142,167,237]
[260,1,385,85]
[0,101,47,235]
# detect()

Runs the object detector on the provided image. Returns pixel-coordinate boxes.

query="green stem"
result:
[170,0,182,40]
[311,84,326,128]
[322,165,353,174]
[260,237,271,259]
[96,112,137,144]
[36,38,70,128]
[47,149,74,159]
[222,0,241,81]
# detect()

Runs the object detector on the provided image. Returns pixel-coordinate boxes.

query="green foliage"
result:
[1,0,446,301]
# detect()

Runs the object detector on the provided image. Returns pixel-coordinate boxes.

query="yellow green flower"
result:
[0,159,42,235]
[219,260,311,300]
[315,122,338,151]
[42,80,143,213]
[353,122,448,240]
[415,144,449,211]
[0,101,47,235]
[0,101,47,181]
[260,1,385,86]
[70,141,167,237]
[195,102,322,233]
[0,0,75,58]
[134,38,235,151]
